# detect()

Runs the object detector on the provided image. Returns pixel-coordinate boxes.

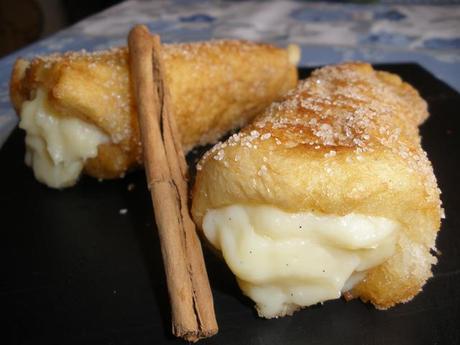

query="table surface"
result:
[1,64,459,345]
[0,0,459,146]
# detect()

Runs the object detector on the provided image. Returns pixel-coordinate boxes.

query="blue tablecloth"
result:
[1,0,459,146]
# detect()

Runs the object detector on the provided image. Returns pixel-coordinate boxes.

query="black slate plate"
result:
[1,65,459,345]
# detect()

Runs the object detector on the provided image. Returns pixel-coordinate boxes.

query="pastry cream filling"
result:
[203,204,399,318]
[19,89,109,188]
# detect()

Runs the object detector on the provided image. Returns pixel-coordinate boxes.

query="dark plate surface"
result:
[1,65,459,345]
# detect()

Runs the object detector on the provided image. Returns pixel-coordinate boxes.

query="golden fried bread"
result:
[192,62,442,317]
[10,41,299,186]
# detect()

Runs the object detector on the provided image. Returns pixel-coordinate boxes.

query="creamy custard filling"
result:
[19,89,109,188]
[203,204,399,318]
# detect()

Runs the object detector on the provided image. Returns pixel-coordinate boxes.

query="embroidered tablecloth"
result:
[1,0,459,146]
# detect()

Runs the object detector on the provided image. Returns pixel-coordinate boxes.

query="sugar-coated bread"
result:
[192,62,442,311]
[10,41,298,179]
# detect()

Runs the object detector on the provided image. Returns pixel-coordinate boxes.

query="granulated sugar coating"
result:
[192,62,443,312]
[199,62,441,209]
[10,40,298,181]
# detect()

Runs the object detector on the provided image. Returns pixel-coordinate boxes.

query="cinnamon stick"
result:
[128,25,218,342]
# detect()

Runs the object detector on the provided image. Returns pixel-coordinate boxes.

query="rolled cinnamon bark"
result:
[128,25,217,341]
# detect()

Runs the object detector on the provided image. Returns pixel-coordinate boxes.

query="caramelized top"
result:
[199,62,440,208]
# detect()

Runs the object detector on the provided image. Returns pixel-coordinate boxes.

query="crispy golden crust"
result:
[10,41,298,179]
[192,62,442,310]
